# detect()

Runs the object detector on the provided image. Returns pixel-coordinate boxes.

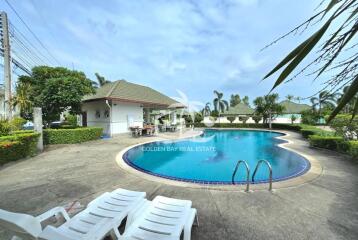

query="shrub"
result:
[0,141,23,164]
[65,114,78,127]
[0,119,11,136]
[0,132,40,164]
[12,130,35,134]
[348,141,358,159]
[239,116,249,124]
[301,109,320,125]
[290,115,297,124]
[227,116,236,123]
[59,125,79,129]
[329,114,357,140]
[188,123,268,128]
[43,127,103,144]
[300,129,320,138]
[308,135,348,152]
[271,123,303,131]
[10,117,26,131]
[252,114,262,124]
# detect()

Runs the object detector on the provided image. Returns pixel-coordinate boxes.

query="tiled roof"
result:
[83,80,178,106]
[222,103,255,115]
[279,100,311,114]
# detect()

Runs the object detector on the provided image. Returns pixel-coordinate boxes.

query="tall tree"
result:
[18,66,95,124]
[242,96,250,106]
[310,90,337,116]
[202,102,211,116]
[286,95,295,102]
[262,0,358,121]
[253,94,284,124]
[12,82,33,119]
[230,94,241,107]
[213,90,229,113]
[95,73,111,87]
[337,86,358,114]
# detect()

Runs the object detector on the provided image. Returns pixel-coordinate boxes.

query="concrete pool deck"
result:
[0,130,357,239]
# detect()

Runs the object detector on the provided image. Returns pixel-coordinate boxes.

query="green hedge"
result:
[43,127,103,144]
[348,141,358,159]
[0,132,40,164]
[188,123,269,128]
[189,122,314,132]
[308,135,348,152]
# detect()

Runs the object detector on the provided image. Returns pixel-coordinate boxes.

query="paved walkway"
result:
[0,130,357,239]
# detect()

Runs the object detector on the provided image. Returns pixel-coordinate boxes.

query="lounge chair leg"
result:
[195,214,199,227]
[184,209,197,240]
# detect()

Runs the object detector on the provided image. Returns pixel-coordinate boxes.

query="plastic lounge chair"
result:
[39,188,146,240]
[0,188,145,240]
[0,206,70,240]
[123,196,198,240]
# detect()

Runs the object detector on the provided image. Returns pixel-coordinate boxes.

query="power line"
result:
[0,48,32,75]
[10,31,47,66]
[9,22,54,65]
[4,0,61,65]
[9,24,47,65]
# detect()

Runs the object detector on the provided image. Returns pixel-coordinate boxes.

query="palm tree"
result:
[202,102,211,116]
[242,96,250,106]
[13,82,33,118]
[286,95,294,102]
[310,91,337,116]
[95,73,111,87]
[213,91,228,124]
[337,86,358,114]
[213,91,229,113]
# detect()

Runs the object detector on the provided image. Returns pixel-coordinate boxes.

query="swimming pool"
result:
[123,129,310,184]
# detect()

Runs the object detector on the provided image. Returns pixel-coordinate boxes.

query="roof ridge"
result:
[106,80,120,98]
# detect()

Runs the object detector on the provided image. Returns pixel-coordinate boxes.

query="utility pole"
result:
[1,12,12,120]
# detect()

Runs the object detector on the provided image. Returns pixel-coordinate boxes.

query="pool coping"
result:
[116,128,323,191]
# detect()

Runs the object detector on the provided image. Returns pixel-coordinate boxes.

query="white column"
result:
[33,107,43,151]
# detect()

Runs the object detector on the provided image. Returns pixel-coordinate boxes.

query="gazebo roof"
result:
[279,100,311,114]
[222,103,255,115]
[83,80,178,107]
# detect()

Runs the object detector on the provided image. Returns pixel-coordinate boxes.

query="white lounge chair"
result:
[0,206,70,240]
[0,188,146,240]
[39,188,146,240]
[123,196,198,240]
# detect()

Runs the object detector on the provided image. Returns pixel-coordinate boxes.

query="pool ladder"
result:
[232,159,273,192]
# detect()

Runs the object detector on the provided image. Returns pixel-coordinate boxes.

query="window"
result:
[104,110,110,118]
[95,110,101,118]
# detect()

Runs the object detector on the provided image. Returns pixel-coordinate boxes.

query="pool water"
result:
[124,129,310,184]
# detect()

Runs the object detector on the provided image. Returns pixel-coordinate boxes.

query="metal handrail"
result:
[252,160,273,191]
[232,160,250,192]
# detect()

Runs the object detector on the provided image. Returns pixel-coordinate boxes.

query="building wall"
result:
[111,100,143,134]
[81,100,110,135]
[82,100,144,136]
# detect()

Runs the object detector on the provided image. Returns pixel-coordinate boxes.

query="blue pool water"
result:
[124,130,310,184]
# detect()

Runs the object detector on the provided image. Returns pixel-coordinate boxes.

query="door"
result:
[82,112,87,127]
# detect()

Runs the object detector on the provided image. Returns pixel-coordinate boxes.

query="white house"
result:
[81,80,179,136]
[273,100,311,124]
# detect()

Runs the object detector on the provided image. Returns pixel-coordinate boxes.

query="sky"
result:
[0,0,339,106]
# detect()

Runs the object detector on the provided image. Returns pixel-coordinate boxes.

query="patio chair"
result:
[0,188,146,240]
[122,196,198,240]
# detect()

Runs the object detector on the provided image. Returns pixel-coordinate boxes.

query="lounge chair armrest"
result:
[36,206,70,223]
